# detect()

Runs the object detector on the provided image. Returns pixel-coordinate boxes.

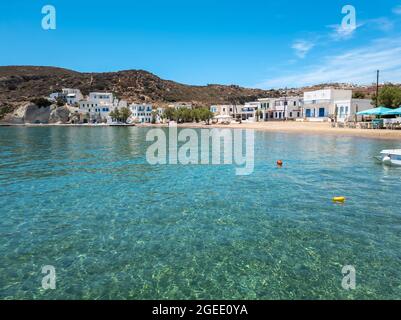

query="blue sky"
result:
[1,0,401,88]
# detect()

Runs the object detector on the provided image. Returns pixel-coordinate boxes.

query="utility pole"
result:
[376,70,379,107]
[284,87,288,121]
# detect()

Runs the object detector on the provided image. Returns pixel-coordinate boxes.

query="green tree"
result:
[151,110,158,124]
[377,85,401,108]
[119,107,131,123]
[163,107,176,121]
[193,108,201,123]
[371,93,378,107]
[199,108,214,124]
[352,91,366,99]
[174,108,183,123]
[182,108,193,122]
[109,108,120,122]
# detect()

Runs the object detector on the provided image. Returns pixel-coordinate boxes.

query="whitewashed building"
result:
[258,97,303,121]
[49,88,83,105]
[63,89,83,105]
[213,97,303,122]
[79,92,127,123]
[210,105,237,116]
[303,89,372,122]
[156,107,166,123]
[240,102,261,121]
[334,99,372,122]
[129,104,153,123]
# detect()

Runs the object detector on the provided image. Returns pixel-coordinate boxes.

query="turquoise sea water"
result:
[0,126,400,299]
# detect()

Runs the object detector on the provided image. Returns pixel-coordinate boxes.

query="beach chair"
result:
[372,119,384,129]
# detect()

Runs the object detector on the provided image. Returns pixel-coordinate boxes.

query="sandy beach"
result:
[136,121,401,141]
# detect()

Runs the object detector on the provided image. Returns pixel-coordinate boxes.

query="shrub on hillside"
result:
[30,98,52,108]
[0,104,16,120]
[56,97,65,107]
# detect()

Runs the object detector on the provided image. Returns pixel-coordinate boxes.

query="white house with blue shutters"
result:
[303,89,372,122]
[129,104,153,123]
[78,92,127,123]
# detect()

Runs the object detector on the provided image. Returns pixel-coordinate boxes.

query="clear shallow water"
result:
[0,126,400,300]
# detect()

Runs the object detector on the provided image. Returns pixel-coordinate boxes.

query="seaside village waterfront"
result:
[5,86,400,131]
[46,87,373,125]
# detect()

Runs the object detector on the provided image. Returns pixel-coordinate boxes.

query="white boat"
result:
[375,149,401,166]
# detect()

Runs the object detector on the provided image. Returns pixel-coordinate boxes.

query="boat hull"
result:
[378,157,401,166]
[378,149,401,166]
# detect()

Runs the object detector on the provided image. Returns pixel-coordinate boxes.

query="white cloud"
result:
[258,37,401,88]
[328,16,394,41]
[328,23,358,40]
[393,5,401,15]
[291,40,315,58]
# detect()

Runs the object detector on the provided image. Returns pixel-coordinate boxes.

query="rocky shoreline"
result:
[0,102,74,125]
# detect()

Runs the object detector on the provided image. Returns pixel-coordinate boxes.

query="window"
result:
[289,112,293,117]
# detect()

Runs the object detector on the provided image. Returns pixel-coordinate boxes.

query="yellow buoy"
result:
[332,196,346,202]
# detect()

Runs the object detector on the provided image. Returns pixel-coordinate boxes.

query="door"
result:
[318,108,325,117]
[305,109,311,117]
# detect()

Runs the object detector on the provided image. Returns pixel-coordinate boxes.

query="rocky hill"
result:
[1,66,386,122]
[0,66,282,119]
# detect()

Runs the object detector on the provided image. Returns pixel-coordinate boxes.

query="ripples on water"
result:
[0,127,400,299]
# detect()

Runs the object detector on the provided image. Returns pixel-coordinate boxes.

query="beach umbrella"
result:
[383,106,401,115]
[356,106,392,116]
